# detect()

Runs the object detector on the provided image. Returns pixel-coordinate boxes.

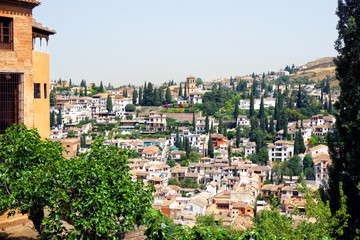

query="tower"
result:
[186,75,196,94]
[0,0,55,138]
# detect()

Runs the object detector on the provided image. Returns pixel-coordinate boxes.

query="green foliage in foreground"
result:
[0,124,153,239]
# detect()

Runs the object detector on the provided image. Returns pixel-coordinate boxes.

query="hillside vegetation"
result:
[290,57,337,85]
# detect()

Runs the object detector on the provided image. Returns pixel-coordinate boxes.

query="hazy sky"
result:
[33,0,338,86]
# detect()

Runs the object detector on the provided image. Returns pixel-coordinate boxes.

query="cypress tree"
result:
[100,81,104,93]
[138,87,142,106]
[234,101,239,120]
[236,127,241,148]
[192,112,196,131]
[320,87,324,106]
[259,96,264,120]
[132,89,138,105]
[50,111,55,127]
[166,87,171,103]
[328,3,360,235]
[57,108,62,126]
[143,82,147,106]
[159,88,164,104]
[324,98,328,110]
[175,127,180,148]
[205,114,209,133]
[153,88,160,106]
[297,83,302,108]
[179,138,183,151]
[179,84,182,97]
[249,94,255,118]
[298,129,306,154]
[184,82,187,99]
[218,117,223,134]
[106,94,113,113]
[210,122,214,134]
[84,84,87,96]
[328,93,332,114]
[185,138,191,159]
[283,118,288,140]
[294,131,300,155]
[270,116,274,134]
[208,134,214,158]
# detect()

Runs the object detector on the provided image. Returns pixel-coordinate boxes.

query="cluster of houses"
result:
[49,74,338,230]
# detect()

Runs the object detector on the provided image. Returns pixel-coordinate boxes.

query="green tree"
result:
[50,89,56,106]
[234,101,239,120]
[250,127,265,152]
[283,117,288,140]
[56,108,62,126]
[132,89,138,105]
[192,112,196,130]
[50,110,56,127]
[298,129,306,154]
[205,114,209,133]
[249,94,255,118]
[258,147,269,165]
[328,93,332,114]
[236,126,241,148]
[125,104,136,112]
[0,124,65,234]
[106,94,113,113]
[259,96,264,119]
[270,116,275,134]
[294,131,300,155]
[138,87,143,105]
[286,155,302,176]
[165,87,171,103]
[218,117,223,134]
[178,83,182,97]
[184,82,187,98]
[99,81,104,93]
[168,159,176,168]
[328,2,360,237]
[208,134,214,158]
[43,139,154,238]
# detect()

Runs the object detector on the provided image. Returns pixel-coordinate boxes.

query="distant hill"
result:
[304,57,335,69]
[290,57,336,84]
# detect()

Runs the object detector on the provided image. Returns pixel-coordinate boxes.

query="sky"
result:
[33,0,339,86]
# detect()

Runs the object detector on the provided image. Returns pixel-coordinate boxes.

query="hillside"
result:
[290,57,337,84]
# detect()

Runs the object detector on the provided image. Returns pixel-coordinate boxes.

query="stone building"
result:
[0,0,55,138]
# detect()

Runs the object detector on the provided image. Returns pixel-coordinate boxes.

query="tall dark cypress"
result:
[205,114,209,133]
[249,94,255,118]
[270,116,274,134]
[138,87,142,106]
[328,2,360,237]
[236,127,241,148]
[179,84,182,97]
[208,134,214,158]
[259,96,264,120]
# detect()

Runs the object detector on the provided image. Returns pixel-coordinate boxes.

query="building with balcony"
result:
[267,140,294,162]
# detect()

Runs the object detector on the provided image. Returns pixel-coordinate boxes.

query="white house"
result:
[268,140,295,162]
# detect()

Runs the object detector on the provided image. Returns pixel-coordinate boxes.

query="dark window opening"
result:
[0,17,13,50]
[0,73,22,134]
[34,83,41,98]
[44,83,47,99]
